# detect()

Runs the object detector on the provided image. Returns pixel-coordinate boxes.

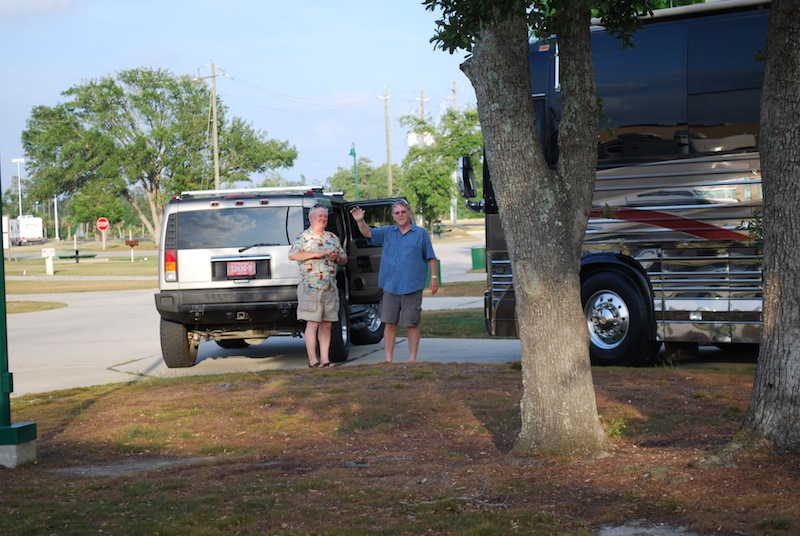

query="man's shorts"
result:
[380,290,423,327]
[296,284,340,322]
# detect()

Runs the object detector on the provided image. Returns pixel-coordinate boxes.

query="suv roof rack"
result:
[179,186,325,197]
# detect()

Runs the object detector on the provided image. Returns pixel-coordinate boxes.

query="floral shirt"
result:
[289,228,345,291]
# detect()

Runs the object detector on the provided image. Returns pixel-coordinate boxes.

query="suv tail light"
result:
[164,249,177,282]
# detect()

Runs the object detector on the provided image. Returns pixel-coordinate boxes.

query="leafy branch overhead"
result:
[423,0,663,54]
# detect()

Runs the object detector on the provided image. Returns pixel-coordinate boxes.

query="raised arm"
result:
[349,206,372,239]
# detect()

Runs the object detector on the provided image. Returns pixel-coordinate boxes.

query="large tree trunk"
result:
[734,0,800,452]
[462,7,607,454]
[121,186,160,247]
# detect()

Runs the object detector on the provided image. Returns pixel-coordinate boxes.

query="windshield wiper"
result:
[238,243,279,253]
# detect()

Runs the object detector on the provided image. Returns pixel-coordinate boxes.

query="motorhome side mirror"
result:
[458,156,477,199]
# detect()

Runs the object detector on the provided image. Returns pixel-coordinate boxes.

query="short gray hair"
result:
[309,204,328,219]
[392,200,411,213]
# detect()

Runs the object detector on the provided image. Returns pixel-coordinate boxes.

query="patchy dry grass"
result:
[425,279,486,297]
[3,363,797,535]
[5,300,67,314]
[5,279,158,294]
[3,256,157,278]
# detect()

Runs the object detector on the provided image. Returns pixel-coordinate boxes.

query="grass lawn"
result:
[4,363,793,536]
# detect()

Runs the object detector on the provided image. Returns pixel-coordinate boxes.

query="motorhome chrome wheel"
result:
[581,270,660,366]
[585,290,629,349]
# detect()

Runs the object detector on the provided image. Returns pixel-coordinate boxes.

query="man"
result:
[289,204,348,367]
[350,200,438,363]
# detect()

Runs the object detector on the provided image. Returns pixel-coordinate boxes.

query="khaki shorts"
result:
[297,284,340,323]
[380,290,423,327]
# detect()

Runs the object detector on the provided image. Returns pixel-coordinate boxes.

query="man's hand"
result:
[429,278,439,295]
[349,206,365,222]
[350,206,372,239]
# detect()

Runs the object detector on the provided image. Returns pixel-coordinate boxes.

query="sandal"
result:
[308,362,320,368]
[320,362,335,367]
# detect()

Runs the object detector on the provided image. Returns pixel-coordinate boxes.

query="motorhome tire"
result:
[581,270,659,366]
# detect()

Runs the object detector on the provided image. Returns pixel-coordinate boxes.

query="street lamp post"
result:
[349,143,359,201]
[54,196,60,240]
[11,158,24,217]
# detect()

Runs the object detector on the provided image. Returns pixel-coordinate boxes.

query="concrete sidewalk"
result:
[112,334,521,382]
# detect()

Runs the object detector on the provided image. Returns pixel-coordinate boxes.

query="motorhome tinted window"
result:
[686,10,767,147]
[593,24,688,136]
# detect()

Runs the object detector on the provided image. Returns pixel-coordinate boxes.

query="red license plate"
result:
[227,260,256,277]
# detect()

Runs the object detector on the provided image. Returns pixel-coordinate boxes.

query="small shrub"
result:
[605,418,627,439]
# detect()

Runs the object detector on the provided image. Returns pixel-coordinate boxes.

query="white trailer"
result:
[10,215,44,246]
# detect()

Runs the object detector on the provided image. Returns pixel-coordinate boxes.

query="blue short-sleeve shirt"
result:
[368,224,437,295]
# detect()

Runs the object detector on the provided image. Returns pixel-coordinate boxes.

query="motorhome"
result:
[462,0,770,365]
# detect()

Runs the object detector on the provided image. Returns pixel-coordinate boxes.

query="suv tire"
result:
[160,318,199,368]
[351,303,385,345]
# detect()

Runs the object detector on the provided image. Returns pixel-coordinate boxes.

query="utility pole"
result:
[210,62,220,190]
[11,158,23,216]
[380,86,393,196]
[197,62,222,190]
[417,89,429,148]
[449,81,459,224]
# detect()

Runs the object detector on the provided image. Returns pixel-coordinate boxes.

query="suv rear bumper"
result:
[155,287,299,330]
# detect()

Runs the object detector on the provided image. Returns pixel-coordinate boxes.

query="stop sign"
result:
[96,217,110,231]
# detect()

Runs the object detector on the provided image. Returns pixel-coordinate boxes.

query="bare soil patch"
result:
[3,363,797,535]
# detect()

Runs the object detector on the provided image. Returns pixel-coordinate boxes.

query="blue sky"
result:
[0,0,476,195]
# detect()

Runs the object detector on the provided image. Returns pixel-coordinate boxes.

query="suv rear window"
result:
[177,206,305,249]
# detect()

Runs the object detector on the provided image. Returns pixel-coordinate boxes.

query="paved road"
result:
[7,238,525,396]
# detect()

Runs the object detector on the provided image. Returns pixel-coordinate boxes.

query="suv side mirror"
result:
[458,156,477,199]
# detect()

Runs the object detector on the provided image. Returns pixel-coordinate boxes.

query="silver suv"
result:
[154,187,398,368]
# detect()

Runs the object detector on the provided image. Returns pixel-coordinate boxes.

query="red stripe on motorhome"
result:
[589,207,750,241]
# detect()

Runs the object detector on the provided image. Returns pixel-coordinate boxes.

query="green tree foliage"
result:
[21,68,297,245]
[67,181,128,228]
[219,117,297,186]
[1,187,20,219]
[399,107,482,227]
[400,156,452,227]
[328,158,403,201]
